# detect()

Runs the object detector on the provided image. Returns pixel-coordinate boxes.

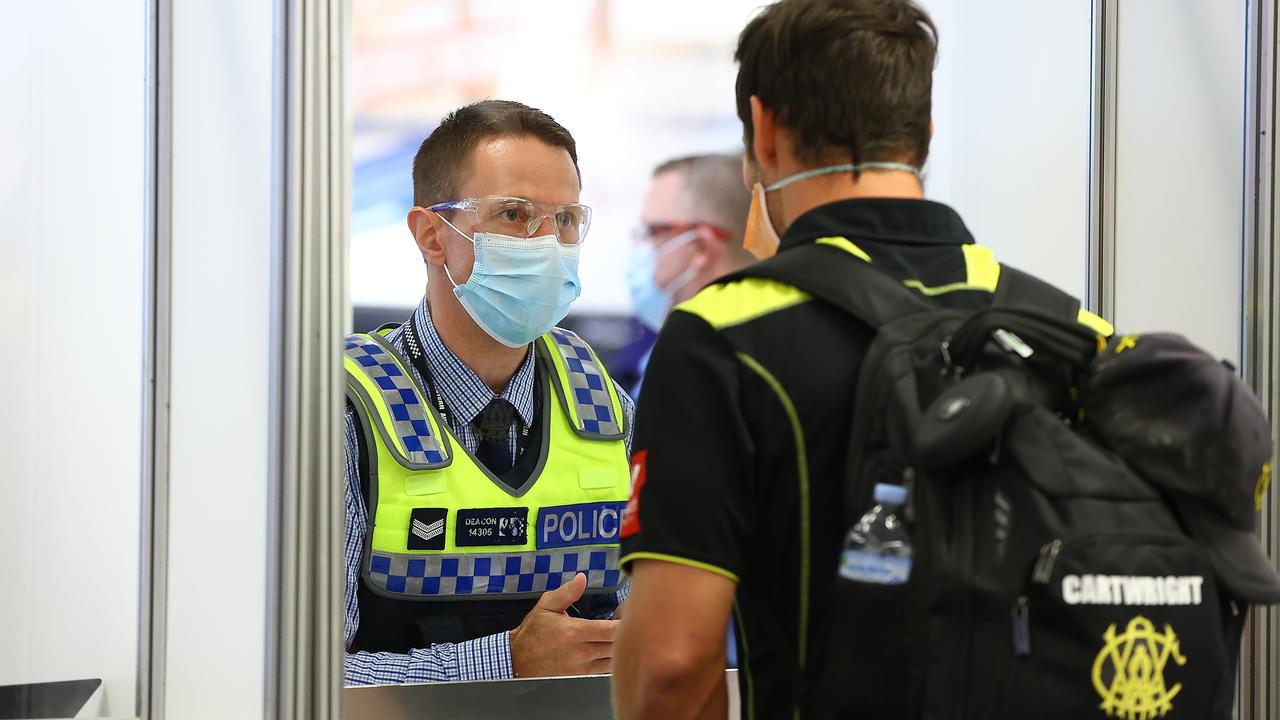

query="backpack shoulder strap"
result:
[713,239,933,714]
[720,239,935,331]
[993,264,1081,322]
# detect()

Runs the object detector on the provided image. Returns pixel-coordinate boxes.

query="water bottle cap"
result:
[873,483,908,506]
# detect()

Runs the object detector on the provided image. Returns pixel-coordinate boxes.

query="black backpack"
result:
[734,240,1278,720]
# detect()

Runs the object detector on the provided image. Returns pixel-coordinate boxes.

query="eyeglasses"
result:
[631,222,732,244]
[428,196,592,245]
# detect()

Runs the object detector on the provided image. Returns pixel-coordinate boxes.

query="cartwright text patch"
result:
[1062,574,1204,606]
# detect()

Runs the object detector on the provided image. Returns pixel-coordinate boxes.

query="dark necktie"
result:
[473,398,516,475]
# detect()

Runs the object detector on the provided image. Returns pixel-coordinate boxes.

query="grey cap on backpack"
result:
[1081,332,1280,604]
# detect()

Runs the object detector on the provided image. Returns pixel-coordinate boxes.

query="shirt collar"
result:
[409,297,537,429]
[780,198,974,250]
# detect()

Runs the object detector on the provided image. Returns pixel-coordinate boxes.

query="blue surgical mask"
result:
[441,225,582,348]
[626,230,699,333]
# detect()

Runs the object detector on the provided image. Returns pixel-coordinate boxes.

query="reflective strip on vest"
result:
[349,328,631,601]
[541,327,625,439]
[344,333,449,467]
[367,546,622,598]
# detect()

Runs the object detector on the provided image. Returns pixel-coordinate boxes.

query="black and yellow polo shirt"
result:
[619,198,1110,720]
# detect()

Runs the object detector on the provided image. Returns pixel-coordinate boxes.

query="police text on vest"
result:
[536,501,627,550]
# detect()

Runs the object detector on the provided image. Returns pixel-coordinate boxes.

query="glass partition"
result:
[0,2,151,717]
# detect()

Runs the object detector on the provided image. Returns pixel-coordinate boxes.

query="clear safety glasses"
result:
[630,221,731,244]
[428,195,593,246]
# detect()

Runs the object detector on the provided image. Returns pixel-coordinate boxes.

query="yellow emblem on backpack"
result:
[1257,461,1273,512]
[1091,616,1186,719]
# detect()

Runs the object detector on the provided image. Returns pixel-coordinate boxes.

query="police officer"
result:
[611,1,1111,718]
[343,100,634,685]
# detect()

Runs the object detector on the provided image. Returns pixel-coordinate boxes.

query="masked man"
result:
[343,100,634,685]
[612,1,1112,718]
[625,154,754,398]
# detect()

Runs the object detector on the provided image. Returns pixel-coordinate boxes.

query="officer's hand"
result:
[510,572,618,677]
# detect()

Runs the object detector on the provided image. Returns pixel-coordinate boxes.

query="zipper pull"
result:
[1032,539,1063,584]
[993,328,1035,359]
[1012,596,1031,656]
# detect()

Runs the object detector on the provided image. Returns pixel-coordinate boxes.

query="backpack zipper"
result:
[1031,539,1063,584]
[1012,539,1062,660]
[1011,596,1031,656]
[1011,540,1062,660]
[1031,533,1190,586]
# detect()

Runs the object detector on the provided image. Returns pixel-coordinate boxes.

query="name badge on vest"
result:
[456,508,529,547]
[536,501,627,550]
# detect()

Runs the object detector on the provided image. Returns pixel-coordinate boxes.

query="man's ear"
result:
[691,227,721,269]
[749,96,778,176]
[408,207,446,268]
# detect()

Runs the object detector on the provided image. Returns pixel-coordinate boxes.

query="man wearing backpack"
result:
[614,0,1280,716]
[610,1,1120,717]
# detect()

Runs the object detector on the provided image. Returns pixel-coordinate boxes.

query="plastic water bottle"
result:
[838,483,912,584]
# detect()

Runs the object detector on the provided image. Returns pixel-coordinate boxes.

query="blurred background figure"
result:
[626,154,754,397]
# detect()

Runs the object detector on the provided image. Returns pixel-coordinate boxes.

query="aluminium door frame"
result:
[139,0,172,716]
[268,0,350,712]
[269,0,350,717]
[1242,0,1280,717]
[139,0,350,717]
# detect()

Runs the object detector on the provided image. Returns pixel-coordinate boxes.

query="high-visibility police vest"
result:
[344,326,630,617]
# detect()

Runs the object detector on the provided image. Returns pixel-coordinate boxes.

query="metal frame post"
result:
[269,0,350,717]
[1241,0,1280,717]
[1087,0,1119,321]
[139,0,172,716]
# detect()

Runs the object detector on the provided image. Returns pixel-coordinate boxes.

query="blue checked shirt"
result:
[343,298,635,686]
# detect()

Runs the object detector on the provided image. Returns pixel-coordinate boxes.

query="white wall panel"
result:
[923,0,1094,300]
[163,2,277,718]
[0,2,146,714]
[1112,0,1246,364]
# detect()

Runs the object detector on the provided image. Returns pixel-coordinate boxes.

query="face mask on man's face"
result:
[438,218,582,347]
[743,180,781,260]
[741,159,924,260]
[626,230,700,332]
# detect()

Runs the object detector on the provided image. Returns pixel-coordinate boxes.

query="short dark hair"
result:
[652,154,751,243]
[735,0,938,169]
[411,100,580,207]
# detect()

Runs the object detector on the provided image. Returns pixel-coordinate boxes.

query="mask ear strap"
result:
[655,229,705,296]
[661,263,701,297]
[435,212,474,244]
[849,161,923,178]
[432,212,474,289]
[763,161,923,192]
[441,261,462,290]
[654,229,701,258]
[764,163,857,192]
